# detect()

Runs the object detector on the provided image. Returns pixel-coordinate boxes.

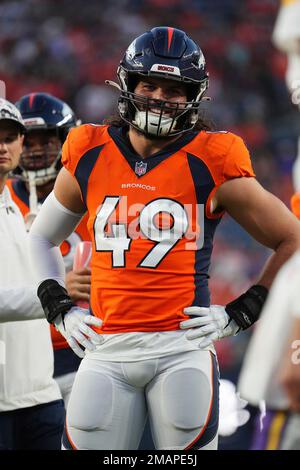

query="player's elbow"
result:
[274,226,300,254]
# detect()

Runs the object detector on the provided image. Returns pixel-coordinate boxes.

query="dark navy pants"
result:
[0,399,65,450]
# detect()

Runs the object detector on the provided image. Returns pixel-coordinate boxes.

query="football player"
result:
[0,98,63,449]
[7,93,90,407]
[238,2,300,449]
[273,1,300,211]
[29,27,300,450]
[238,250,300,449]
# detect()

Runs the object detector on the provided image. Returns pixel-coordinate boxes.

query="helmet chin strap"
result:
[133,111,177,136]
[24,171,39,231]
[28,171,39,215]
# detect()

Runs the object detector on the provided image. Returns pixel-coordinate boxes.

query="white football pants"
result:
[55,372,77,409]
[63,349,219,450]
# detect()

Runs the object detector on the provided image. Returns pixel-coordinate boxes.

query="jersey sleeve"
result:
[222,134,255,183]
[61,125,92,176]
[290,191,300,219]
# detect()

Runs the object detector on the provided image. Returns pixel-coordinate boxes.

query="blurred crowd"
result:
[0,0,299,436]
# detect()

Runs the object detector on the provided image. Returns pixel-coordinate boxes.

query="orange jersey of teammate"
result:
[62,124,255,334]
[6,178,90,349]
[291,191,300,219]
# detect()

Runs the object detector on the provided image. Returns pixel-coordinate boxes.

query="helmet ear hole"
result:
[127,73,139,94]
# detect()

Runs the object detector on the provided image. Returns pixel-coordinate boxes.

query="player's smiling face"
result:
[134,77,188,116]
[0,121,24,176]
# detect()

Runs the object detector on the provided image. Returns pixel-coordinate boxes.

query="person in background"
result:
[273,1,300,208]
[7,92,90,407]
[238,1,300,450]
[0,97,63,450]
[238,250,300,450]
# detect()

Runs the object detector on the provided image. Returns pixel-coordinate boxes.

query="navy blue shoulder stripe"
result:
[74,144,105,207]
[11,179,30,206]
[186,153,215,203]
[186,153,221,307]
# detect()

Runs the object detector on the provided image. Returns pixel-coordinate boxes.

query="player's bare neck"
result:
[128,128,181,159]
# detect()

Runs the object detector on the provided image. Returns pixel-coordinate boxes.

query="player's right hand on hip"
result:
[54,306,104,358]
[180,305,239,348]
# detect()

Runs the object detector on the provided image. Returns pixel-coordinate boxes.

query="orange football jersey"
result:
[6,178,90,350]
[291,191,300,219]
[62,124,255,334]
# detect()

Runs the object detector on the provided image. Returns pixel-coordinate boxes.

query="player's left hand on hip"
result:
[180,305,240,348]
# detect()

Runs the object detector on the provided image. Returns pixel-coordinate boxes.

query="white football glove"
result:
[54,306,104,358]
[180,305,240,349]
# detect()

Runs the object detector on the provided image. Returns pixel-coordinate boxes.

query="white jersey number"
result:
[94,196,188,268]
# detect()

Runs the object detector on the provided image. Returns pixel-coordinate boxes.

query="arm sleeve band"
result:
[225,284,268,330]
[37,279,75,324]
[29,191,85,287]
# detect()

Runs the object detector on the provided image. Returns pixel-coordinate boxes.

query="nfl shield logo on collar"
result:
[135,161,147,176]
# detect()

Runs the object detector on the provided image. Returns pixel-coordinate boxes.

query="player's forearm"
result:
[257,237,300,289]
[0,287,44,322]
